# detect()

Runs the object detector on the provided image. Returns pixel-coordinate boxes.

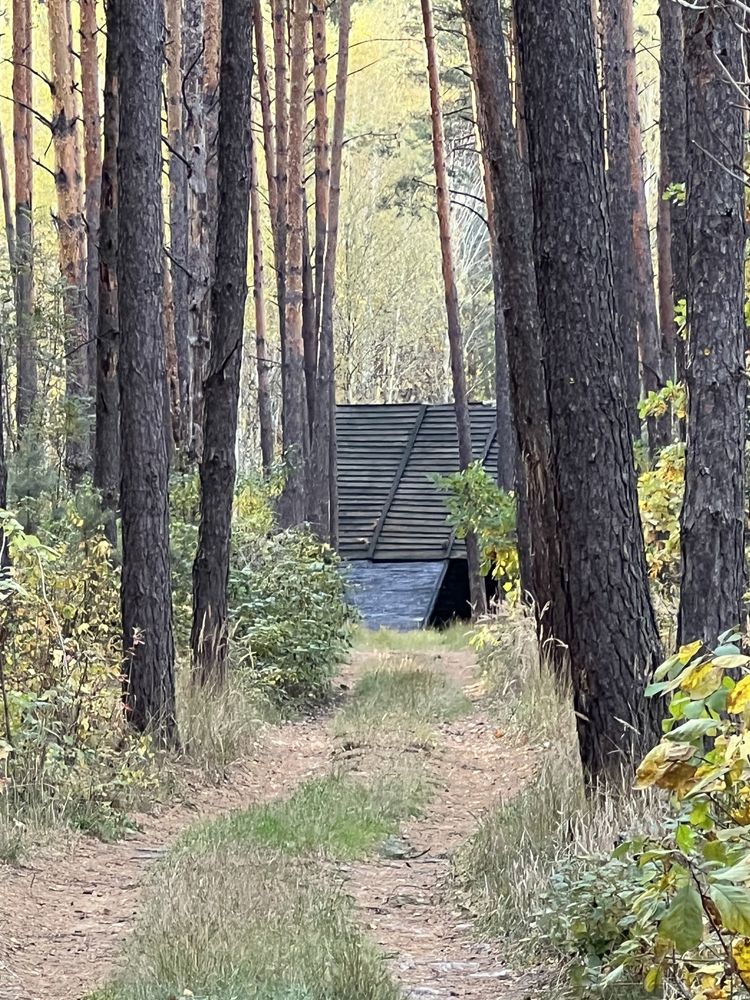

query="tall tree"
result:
[515,0,662,779]
[278,0,309,526]
[47,0,88,485]
[119,0,177,741]
[657,0,687,395]
[465,22,515,493]
[184,0,211,460]
[272,0,289,394]
[601,0,640,437]
[421,0,486,616]
[13,0,36,436]
[165,0,190,449]
[80,0,101,396]
[311,0,329,337]
[309,0,352,541]
[678,5,746,648]
[461,0,559,638]
[94,0,120,530]
[192,0,253,684]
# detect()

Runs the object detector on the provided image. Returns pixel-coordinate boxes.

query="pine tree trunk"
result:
[94,0,120,532]
[184,0,210,461]
[13,0,36,437]
[0,122,15,270]
[312,0,329,336]
[272,0,289,406]
[658,0,687,398]
[678,6,746,648]
[310,0,352,542]
[302,195,317,429]
[422,0,486,617]
[515,0,662,780]
[460,0,559,640]
[278,0,308,527]
[192,0,252,684]
[249,34,274,477]
[80,0,101,400]
[601,0,641,438]
[165,0,190,450]
[48,0,89,487]
[204,0,221,265]
[119,0,177,743]
[465,21,516,493]
[254,4,278,234]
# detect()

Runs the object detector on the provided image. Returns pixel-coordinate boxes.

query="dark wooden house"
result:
[336,402,499,630]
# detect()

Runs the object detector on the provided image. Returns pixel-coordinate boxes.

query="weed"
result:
[355,622,471,654]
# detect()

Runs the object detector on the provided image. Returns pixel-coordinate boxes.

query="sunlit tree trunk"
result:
[421,0,486,616]
[678,6,746,648]
[80,0,101,398]
[119,0,177,743]
[312,0,329,336]
[515,0,662,780]
[94,0,120,532]
[310,0,352,543]
[165,0,189,449]
[13,0,36,436]
[272,0,289,405]
[192,0,253,684]
[278,0,308,527]
[48,0,89,486]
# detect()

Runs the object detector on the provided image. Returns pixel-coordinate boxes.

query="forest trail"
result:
[0,641,537,1000]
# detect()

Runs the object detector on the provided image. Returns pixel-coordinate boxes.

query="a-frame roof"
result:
[336,402,498,562]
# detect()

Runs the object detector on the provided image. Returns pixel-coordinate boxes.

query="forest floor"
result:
[0,634,542,1000]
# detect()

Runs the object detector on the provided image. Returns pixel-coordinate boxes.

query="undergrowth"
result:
[355,621,470,653]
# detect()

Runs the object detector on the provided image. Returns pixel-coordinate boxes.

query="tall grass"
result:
[355,622,471,654]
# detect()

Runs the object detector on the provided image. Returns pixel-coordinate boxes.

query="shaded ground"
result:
[0,643,537,1000]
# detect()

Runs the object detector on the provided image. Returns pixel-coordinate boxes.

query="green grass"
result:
[334,659,471,748]
[96,843,400,1000]
[180,769,430,859]
[355,622,471,653]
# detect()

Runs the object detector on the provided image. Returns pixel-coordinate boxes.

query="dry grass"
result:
[354,621,472,654]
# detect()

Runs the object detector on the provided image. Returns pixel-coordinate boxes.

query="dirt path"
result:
[0,645,536,1000]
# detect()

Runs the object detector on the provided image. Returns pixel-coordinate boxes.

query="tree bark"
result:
[421,0,486,617]
[250,31,274,477]
[165,0,190,450]
[302,193,317,428]
[310,0,351,542]
[601,0,641,438]
[80,0,101,400]
[0,121,16,271]
[48,0,89,487]
[272,0,289,406]
[278,0,308,527]
[515,0,662,780]
[312,0,329,337]
[192,0,253,684]
[460,0,559,639]
[204,0,221,266]
[658,0,687,400]
[184,0,210,461]
[13,0,36,437]
[465,21,515,493]
[678,6,746,648]
[119,0,177,743]
[94,0,120,532]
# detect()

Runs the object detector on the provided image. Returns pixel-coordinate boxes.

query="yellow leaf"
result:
[729,677,750,714]
[635,741,696,793]
[679,640,704,664]
[713,655,750,670]
[682,664,723,699]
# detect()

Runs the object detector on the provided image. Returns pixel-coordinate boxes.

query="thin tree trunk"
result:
[0,123,16,270]
[302,194,317,428]
[0,119,11,520]
[254,4,278,231]
[515,0,662,780]
[312,0,329,336]
[204,0,221,264]
[678,6,746,648]
[80,0,101,401]
[310,0,352,542]
[421,0,486,617]
[48,0,89,487]
[465,21,515,493]
[184,0,210,461]
[658,0,687,404]
[165,0,190,450]
[192,0,253,684]
[250,44,274,477]
[272,0,289,408]
[624,0,666,453]
[278,0,308,527]
[461,0,559,639]
[119,0,177,743]
[94,0,120,533]
[13,0,36,436]
[601,0,641,438]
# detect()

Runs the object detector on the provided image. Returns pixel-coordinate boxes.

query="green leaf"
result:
[664,718,718,742]
[658,885,704,953]
[712,854,750,884]
[709,883,750,935]
[676,823,696,854]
